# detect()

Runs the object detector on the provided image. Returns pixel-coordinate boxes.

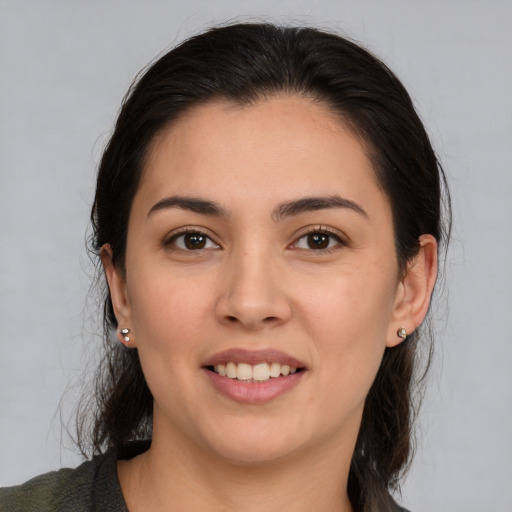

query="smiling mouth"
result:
[206,362,304,382]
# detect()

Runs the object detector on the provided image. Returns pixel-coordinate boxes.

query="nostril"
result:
[224,315,278,325]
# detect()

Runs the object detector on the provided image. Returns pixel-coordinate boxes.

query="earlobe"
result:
[387,235,438,347]
[100,244,135,347]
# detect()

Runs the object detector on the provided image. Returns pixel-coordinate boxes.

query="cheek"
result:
[127,274,213,413]
[310,317,387,427]
[302,266,397,403]
[303,263,397,339]
[128,270,213,354]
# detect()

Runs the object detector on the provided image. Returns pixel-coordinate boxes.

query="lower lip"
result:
[203,368,305,403]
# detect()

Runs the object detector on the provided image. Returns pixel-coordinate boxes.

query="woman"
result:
[0,22,449,512]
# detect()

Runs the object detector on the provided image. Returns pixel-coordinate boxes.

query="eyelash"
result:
[164,226,347,253]
[164,228,220,252]
[291,226,347,253]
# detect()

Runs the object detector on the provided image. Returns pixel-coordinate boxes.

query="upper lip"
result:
[202,348,307,369]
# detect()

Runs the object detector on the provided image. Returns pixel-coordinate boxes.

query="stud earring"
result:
[120,328,131,343]
[397,327,407,340]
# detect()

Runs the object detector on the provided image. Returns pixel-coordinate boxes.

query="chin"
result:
[211,439,300,466]
[198,417,309,466]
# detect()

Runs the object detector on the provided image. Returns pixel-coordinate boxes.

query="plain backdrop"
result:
[1,1,511,510]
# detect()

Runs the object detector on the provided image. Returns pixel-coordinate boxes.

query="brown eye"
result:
[184,233,206,249]
[294,230,344,251]
[307,233,330,249]
[170,231,219,251]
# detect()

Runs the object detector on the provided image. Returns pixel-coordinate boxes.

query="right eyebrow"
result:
[147,195,230,218]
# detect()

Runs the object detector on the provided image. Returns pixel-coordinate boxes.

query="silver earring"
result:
[397,327,407,340]
[120,328,131,343]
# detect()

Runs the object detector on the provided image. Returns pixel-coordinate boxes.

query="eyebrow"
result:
[148,196,229,218]
[148,194,368,221]
[272,196,368,221]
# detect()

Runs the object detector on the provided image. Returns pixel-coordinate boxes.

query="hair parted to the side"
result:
[80,22,450,512]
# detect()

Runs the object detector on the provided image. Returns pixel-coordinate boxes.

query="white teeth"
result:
[252,363,270,381]
[213,362,299,381]
[226,362,237,379]
[236,363,253,381]
[269,362,281,378]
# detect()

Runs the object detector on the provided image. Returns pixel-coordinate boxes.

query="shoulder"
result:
[0,459,98,512]
[0,446,130,512]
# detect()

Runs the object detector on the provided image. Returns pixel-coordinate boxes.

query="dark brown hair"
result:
[80,22,450,512]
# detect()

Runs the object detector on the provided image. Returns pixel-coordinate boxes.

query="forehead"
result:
[136,95,388,218]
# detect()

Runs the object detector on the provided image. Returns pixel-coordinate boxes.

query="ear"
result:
[100,244,135,347]
[386,234,438,347]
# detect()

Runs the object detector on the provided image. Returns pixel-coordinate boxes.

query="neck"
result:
[119,426,356,512]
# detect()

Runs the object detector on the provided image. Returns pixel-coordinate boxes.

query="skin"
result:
[102,95,437,512]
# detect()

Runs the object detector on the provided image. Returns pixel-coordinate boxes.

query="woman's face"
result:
[107,95,414,464]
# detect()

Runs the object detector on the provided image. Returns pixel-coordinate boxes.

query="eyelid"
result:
[163,226,221,250]
[289,225,349,251]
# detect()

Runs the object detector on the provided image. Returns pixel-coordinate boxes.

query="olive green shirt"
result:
[0,443,149,512]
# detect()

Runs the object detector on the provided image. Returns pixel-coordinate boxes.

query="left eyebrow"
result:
[147,195,229,218]
[272,196,368,221]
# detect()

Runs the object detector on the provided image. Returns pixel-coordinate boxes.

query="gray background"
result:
[1,1,511,510]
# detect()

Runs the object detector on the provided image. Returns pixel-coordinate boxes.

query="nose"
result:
[215,248,292,331]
